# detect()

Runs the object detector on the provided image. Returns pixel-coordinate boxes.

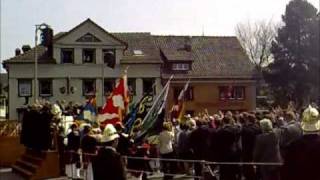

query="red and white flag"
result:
[97,73,129,126]
[171,80,190,121]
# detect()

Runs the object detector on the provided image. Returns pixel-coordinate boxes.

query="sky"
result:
[0,0,319,72]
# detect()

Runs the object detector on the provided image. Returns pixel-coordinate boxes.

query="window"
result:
[104,78,115,95]
[61,48,74,63]
[219,86,245,100]
[18,79,32,97]
[173,86,193,101]
[133,50,144,56]
[39,79,52,97]
[103,49,116,68]
[83,79,96,96]
[172,63,190,71]
[127,78,136,95]
[82,49,95,63]
[143,78,155,95]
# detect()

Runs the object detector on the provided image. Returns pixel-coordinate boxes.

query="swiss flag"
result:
[97,74,129,126]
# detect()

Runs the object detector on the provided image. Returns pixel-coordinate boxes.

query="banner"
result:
[124,95,153,134]
[134,76,172,142]
[97,72,129,126]
[171,80,190,121]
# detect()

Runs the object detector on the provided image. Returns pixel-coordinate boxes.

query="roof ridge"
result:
[111,32,151,34]
[152,35,236,38]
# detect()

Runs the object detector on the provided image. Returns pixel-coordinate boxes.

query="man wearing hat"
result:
[281,105,320,180]
[92,124,127,180]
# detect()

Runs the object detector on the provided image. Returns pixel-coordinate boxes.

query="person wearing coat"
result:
[281,105,320,180]
[65,124,81,179]
[253,118,282,180]
[215,117,241,180]
[279,111,302,158]
[188,119,211,178]
[241,114,261,180]
[81,125,97,180]
[92,124,126,180]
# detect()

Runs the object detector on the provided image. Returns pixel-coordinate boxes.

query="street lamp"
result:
[34,23,50,103]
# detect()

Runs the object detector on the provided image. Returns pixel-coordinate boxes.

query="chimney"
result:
[22,45,31,53]
[15,48,21,56]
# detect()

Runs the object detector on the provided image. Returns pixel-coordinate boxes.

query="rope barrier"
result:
[65,150,283,166]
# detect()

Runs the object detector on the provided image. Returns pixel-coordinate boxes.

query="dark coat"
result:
[281,134,320,180]
[215,125,241,162]
[66,131,81,165]
[253,131,282,174]
[279,121,302,150]
[67,131,81,151]
[81,135,97,154]
[81,134,97,167]
[188,125,211,160]
[241,123,261,161]
[92,147,127,180]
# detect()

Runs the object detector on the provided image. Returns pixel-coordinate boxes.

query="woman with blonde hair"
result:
[158,122,175,180]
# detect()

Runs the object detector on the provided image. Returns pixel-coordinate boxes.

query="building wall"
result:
[7,63,161,120]
[167,80,256,116]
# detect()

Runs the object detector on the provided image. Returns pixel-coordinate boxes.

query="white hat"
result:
[100,124,119,143]
[301,105,320,132]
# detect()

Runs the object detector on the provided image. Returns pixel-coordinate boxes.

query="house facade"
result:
[3,19,256,120]
[3,19,163,120]
[155,36,257,115]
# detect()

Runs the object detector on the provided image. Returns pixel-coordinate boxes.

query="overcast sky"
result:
[0,0,319,70]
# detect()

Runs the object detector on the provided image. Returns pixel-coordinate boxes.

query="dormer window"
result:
[133,50,144,56]
[172,63,190,71]
[83,49,95,63]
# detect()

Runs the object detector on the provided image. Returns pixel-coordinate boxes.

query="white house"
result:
[3,19,163,120]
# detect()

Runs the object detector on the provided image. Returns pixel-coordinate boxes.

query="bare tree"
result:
[235,20,277,72]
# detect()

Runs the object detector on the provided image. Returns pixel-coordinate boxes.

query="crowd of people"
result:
[55,102,320,180]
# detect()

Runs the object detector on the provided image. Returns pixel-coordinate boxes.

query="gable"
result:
[76,33,101,42]
[54,19,127,47]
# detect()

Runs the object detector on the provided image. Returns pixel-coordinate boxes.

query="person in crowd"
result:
[65,124,81,179]
[241,114,261,180]
[215,116,241,180]
[114,122,133,156]
[177,121,192,174]
[57,126,66,176]
[281,105,320,180]
[253,118,282,180]
[188,119,211,178]
[279,111,302,158]
[147,134,161,174]
[158,122,175,180]
[81,125,97,180]
[92,124,126,180]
